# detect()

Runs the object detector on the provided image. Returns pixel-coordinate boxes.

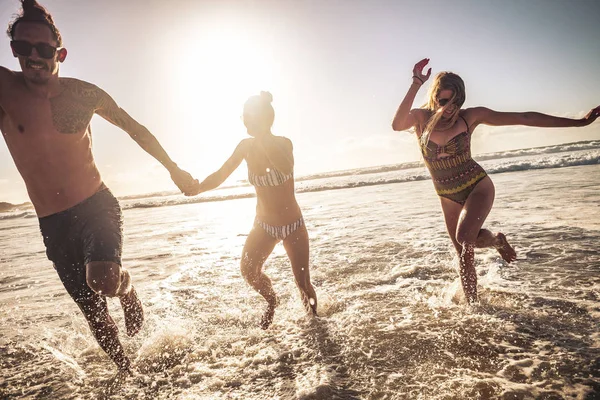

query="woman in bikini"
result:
[191,91,317,329]
[392,58,600,304]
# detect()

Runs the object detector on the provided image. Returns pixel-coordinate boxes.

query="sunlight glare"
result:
[168,23,278,179]
[174,27,276,134]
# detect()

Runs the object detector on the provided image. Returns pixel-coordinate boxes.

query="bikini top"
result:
[246,137,294,187]
[420,116,471,160]
[248,167,293,187]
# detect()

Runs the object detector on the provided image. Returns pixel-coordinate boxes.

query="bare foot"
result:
[105,366,133,396]
[302,294,318,316]
[495,233,517,263]
[260,297,279,330]
[120,286,144,337]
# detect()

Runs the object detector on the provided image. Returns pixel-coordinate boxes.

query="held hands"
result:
[580,105,600,126]
[170,167,200,196]
[412,58,431,86]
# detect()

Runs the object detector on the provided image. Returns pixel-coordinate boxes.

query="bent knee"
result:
[240,252,264,280]
[86,261,121,296]
[455,231,477,248]
[240,263,259,284]
[240,256,253,276]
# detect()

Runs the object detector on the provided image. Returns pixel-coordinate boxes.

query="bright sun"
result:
[175,26,276,131]
[167,23,278,176]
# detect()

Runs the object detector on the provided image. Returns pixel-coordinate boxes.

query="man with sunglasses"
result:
[0,0,198,380]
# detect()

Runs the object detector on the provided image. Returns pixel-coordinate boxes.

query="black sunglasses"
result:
[11,40,61,59]
[438,98,453,107]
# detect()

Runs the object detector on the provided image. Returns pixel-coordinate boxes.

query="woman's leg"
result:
[240,224,279,329]
[440,178,516,303]
[454,177,496,303]
[440,197,513,257]
[282,224,318,316]
[473,229,516,263]
[440,197,464,255]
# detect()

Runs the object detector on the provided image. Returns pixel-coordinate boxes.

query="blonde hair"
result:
[420,72,466,147]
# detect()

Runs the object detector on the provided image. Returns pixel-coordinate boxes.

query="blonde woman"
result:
[191,91,317,329]
[392,58,600,303]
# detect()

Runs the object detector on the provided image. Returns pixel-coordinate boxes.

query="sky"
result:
[1,0,599,203]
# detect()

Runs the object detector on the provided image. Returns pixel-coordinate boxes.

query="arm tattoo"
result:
[95,88,178,171]
[95,89,144,138]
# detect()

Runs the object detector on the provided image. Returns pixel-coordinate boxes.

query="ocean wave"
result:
[297,161,423,181]
[120,193,256,210]
[485,151,600,174]
[475,139,600,163]
[297,140,600,181]
[0,211,36,220]
[1,143,598,216]
[131,150,598,210]
[117,151,598,210]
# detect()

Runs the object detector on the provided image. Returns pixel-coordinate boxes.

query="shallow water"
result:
[1,164,599,399]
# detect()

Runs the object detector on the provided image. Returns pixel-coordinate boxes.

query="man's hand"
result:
[170,168,199,196]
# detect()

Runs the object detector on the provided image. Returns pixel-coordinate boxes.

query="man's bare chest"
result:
[1,90,95,139]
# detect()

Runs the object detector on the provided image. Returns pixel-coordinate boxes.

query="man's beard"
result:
[27,71,51,85]
[23,59,54,84]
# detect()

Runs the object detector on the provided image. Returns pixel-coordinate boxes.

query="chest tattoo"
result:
[50,80,99,134]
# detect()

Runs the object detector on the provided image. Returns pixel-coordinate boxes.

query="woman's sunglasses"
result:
[10,40,61,59]
[437,98,453,107]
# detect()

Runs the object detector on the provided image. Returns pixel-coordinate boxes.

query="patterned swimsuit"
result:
[248,166,304,241]
[420,117,488,205]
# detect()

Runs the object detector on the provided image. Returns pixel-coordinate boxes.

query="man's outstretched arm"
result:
[94,87,197,194]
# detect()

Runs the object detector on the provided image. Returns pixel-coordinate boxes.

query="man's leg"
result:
[75,294,132,371]
[49,260,134,372]
[86,261,144,337]
[41,188,140,372]
[82,188,144,338]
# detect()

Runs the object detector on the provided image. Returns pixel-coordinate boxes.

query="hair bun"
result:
[22,0,39,12]
[259,91,273,104]
[21,0,51,20]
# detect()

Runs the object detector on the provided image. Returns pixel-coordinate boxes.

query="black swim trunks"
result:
[38,186,123,303]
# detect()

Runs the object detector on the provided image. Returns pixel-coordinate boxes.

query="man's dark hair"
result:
[7,0,62,46]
